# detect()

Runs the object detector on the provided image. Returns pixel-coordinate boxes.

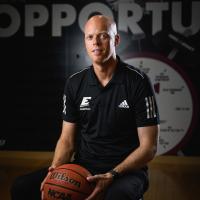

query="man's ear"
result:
[115,34,120,46]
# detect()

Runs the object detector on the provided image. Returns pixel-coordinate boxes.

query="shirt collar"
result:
[88,56,125,86]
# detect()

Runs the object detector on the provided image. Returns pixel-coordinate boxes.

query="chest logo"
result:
[80,97,92,110]
[118,100,129,109]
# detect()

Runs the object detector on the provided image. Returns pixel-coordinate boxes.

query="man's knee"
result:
[106,182,131,198]
[10,168,48,200]
[104,172,147,200]
[11,175,30,199]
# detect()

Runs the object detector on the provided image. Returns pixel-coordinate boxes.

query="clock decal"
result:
[125,53,197,155]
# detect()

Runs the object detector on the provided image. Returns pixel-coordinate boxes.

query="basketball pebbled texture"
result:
[43,164,95,200]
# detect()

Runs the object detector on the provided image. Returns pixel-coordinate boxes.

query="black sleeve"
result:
[133,74,160,127]
[62,78,79,123]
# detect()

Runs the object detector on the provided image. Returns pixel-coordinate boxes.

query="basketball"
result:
[43,164,95,200]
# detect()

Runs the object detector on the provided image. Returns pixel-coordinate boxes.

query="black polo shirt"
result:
[62,57,159,173]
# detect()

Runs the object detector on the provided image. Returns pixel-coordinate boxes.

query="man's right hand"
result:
[40,166,55,200]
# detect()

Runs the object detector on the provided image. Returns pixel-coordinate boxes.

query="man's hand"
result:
[85,172,114,200]
[40,166,55,200]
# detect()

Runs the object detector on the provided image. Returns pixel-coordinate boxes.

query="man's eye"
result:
[100,34,109,39]
[86,35,93,40]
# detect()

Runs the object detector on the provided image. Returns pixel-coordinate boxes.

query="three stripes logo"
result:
[118,100,129,108]
[145,96,157,119]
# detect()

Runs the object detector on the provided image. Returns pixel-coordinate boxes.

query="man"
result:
[42,14,159,200]
[11,15,159,200]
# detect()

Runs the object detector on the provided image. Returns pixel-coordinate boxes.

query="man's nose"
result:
[93,36,100,45]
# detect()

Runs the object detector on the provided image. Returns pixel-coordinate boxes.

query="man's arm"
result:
[113,124,159,175]
[85,125,159,200]
[41,120,77,199]
[50,120,77,168]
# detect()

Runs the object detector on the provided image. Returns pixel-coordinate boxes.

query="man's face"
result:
[84,18,118,65]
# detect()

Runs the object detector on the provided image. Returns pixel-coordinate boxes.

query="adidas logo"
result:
[118,100,129,108]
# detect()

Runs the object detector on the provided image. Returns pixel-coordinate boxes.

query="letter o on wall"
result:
[0,5,20,37]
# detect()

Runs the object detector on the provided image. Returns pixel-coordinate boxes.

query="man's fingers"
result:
[85,186,101,200]
[41,170,53,191]
[41,190,44,200]
[40,181,44,191]
[87,174,102,182]
[40,176,47,191]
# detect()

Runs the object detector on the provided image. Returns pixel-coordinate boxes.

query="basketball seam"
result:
[45,182,90,196]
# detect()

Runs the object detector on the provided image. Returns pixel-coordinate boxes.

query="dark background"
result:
[1,0,200,155]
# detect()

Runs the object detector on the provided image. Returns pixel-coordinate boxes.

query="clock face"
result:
[125,54,195,155]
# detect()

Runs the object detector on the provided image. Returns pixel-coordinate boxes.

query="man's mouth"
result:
[92,49,103,55]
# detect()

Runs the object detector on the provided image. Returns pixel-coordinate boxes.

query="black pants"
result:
[10,167,148,200]
[11,167,48,200]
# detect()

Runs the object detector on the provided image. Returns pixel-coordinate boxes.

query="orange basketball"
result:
[43,164,95,200]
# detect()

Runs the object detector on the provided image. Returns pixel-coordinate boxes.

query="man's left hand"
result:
[85,172,114,200]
